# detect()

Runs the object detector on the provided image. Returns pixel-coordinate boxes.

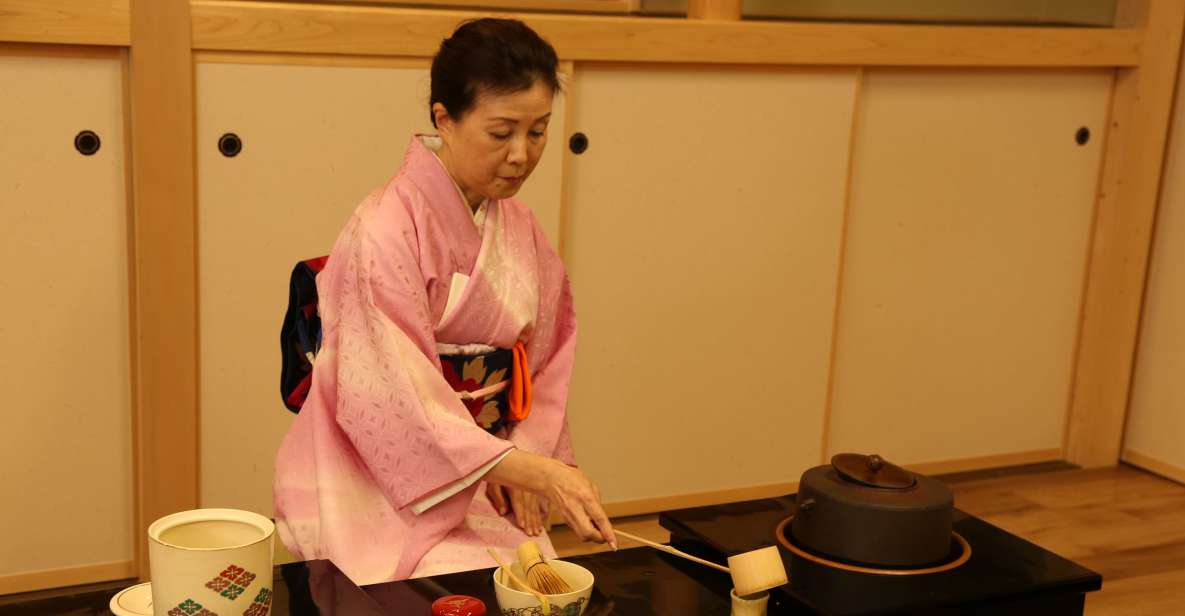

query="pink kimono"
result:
[273,136,577,584]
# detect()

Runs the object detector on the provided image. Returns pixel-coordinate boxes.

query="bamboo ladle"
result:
[488,548,553,615]
[614,529,788,597]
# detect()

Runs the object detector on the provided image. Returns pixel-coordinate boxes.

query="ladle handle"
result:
[614,530,731,574]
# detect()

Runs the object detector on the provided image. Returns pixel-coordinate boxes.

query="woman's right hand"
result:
[540,462,617,549]
[487,449,617,549]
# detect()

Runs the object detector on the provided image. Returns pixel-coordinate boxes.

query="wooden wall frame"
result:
[315,0,635,13]
[688,0,741,21]
[1065,0,1185,467]
[189,1,1141,67]
[0,0,129,46]
[127,0,199,581]
[2,0,1184,593]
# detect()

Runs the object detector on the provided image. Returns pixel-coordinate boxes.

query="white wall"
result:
[0,54,133,579]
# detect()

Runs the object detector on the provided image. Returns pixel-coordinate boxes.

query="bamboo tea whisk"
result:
[487,548,551,615]
[517,541,573,594]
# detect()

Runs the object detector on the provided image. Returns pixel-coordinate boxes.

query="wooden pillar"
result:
[128,0,199,579]
[1065,0,1185,467]
[688,0,742,21]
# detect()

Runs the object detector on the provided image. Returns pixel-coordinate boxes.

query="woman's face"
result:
[434,79,554,205]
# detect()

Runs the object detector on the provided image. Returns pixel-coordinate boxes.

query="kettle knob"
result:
[867,454,884,472]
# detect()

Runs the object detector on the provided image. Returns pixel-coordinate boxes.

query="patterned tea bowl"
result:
[492,559,594,616]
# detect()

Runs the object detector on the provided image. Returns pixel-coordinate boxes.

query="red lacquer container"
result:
[431,595,487,616]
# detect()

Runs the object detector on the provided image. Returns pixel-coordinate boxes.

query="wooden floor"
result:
[551,463,1185,615]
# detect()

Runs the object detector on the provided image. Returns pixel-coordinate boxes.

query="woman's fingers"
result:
[487,483,508,516]
[511,489,528,531]
[585,496,617,549]
[540,461,615,544]
[526,493,542,535]
[583,481,615,547]
[530,493,543,535]
[559,502,601,542]
[510,488,543,535]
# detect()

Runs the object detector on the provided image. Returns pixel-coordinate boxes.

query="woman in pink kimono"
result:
[273,19,616,584]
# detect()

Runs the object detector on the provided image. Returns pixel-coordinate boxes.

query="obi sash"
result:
[281,256,533,434]
[280,256,329,413]
[439,341,533,435]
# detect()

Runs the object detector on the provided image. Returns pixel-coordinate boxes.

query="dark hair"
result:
[429,18,560,127]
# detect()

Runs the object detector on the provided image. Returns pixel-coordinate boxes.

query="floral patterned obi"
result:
[439,341,533,435]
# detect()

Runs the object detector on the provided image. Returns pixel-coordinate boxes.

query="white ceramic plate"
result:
[109,582,153,616]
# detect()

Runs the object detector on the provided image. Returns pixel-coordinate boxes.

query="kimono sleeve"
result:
[326,207,513,510]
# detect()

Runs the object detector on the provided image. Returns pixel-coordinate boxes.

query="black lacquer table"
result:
[660,496,1102,615]
[9,497,1100,615]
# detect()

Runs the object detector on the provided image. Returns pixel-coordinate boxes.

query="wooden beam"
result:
[190,0,1142,67]
[318,0,632,13]
[1065,0,1185,467]
[0,560,135,596]
[688,0,742,21]
[0,41,121,59]
[194,50,430,69]
[0,0,129,46]
[1124,449,1185,486]
[904,449,1065,478]
[128,0,198,580]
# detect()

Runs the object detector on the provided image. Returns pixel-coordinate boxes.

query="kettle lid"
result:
[831,453,916,489]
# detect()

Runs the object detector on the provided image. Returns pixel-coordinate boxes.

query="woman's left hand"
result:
[487,483,546,536]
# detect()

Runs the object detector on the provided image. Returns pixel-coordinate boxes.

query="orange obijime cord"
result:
[509,341,533,421]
